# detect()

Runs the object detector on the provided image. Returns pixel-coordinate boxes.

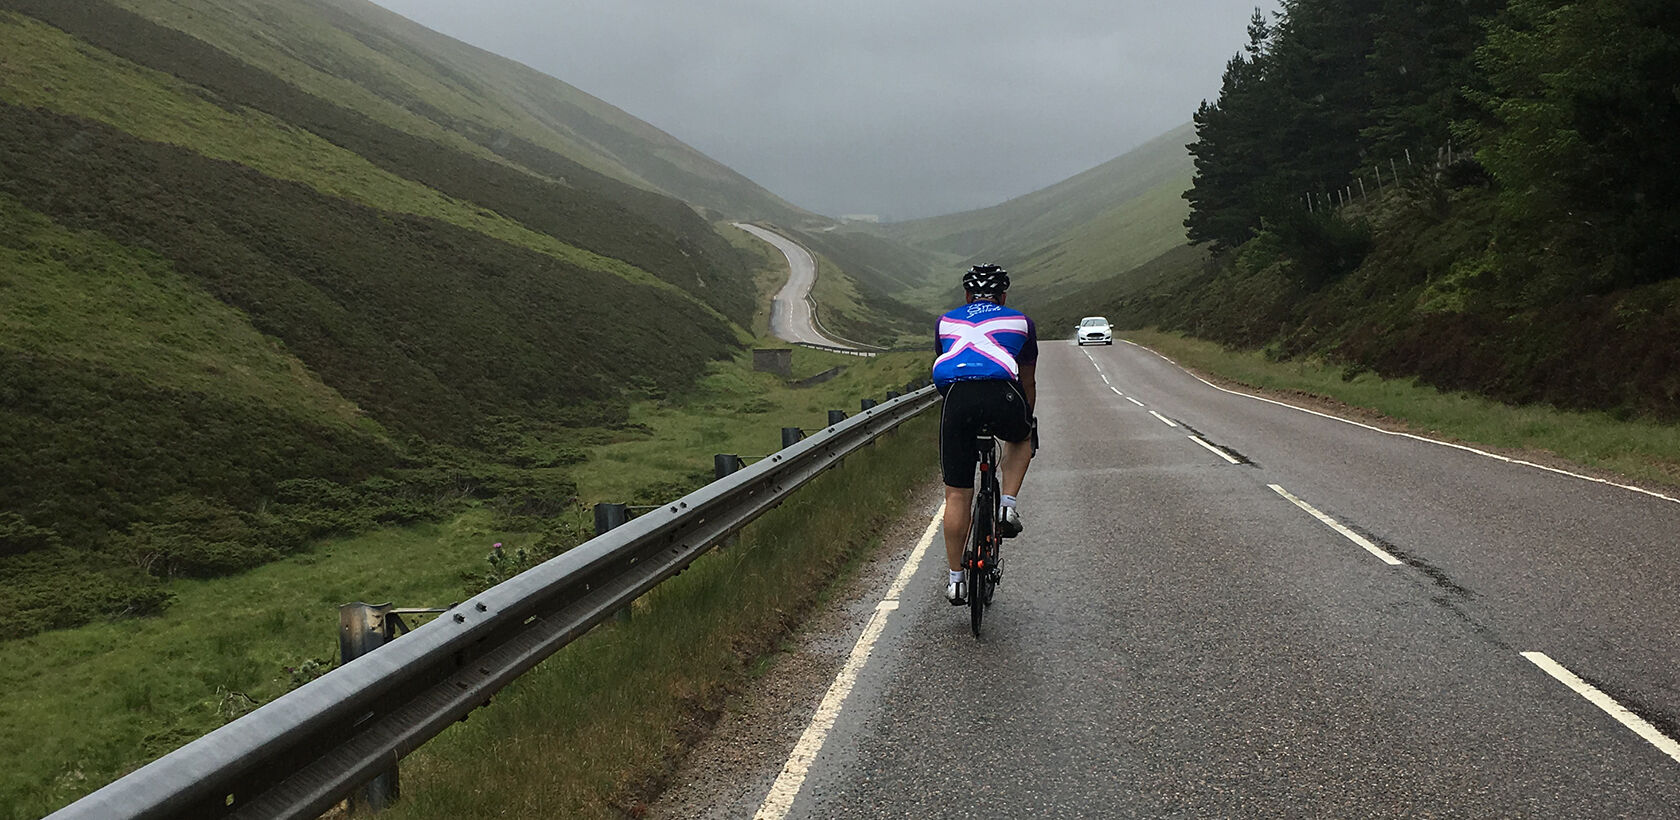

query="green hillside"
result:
[0,0,807,638]
[880,123,1196,310]
[93,0,812,223]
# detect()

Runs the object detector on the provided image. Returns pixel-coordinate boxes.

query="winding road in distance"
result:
[658,339,1680,818]
[733,222,865,350]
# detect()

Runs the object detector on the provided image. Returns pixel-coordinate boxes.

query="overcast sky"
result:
[368,0,1272,221]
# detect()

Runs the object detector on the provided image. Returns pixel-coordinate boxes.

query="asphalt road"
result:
[730,340,1680,818]
[732,222,845,348]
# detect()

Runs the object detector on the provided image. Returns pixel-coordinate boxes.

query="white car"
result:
[1076,316,1113,346]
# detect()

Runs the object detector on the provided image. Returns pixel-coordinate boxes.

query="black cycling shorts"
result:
[938,379,1032,488]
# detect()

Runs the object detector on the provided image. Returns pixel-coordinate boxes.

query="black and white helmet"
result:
[962,263,1010,296]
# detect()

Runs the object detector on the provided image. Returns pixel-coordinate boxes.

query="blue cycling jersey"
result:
[932,301,1039,385]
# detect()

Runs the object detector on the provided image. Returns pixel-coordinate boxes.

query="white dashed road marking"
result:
[1189,435,1241,464]
[1522,652,1680,765]
[1269,484,1403,566]
[1124,340,1678,506]
[1149,410,1178,428]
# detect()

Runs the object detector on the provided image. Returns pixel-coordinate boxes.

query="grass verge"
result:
[0,511,515,819]
[387,412,939,818]
[1125,329,1680,491]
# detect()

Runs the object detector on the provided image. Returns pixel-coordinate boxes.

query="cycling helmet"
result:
[962,263,1010,295]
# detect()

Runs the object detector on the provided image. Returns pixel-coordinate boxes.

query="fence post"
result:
[781,427,804,449]
[594,504,632,622]
[339,603,400,813]
[1358,178,1367,199]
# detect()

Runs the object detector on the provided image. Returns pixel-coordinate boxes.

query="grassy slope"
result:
[881,123,1196,310]
[98,0,808,223]
[0,13,668,291]
[1,1,761,326]
[0,193,364,427]
[1036,243,1213,332]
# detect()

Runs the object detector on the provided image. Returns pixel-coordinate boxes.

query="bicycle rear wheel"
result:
[968,494,989,637]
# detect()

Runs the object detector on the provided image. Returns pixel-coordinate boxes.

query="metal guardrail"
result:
[49,386,940,820]
[794,340,877,357]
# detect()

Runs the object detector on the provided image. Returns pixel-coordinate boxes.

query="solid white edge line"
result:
[1149,410,1179,428]
[1189,435,1242,464]
[1124,341,1678,506]
[1269,484,1404,566]
[754,502,945,820]
[1521,652,1680,764]
[1127,397,1145,407]
[1110,386,1124,397]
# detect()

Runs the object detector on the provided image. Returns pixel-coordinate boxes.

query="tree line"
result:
[1184,0,1679,295]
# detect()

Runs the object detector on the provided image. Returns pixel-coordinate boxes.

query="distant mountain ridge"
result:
[878,123,1196,309]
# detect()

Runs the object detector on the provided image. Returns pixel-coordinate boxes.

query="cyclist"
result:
[932,263,1037,604]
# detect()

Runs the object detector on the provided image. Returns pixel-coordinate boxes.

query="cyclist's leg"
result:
[942,484,973,572]
[938,383,981,574]
[996,379,1034,498]
[1000,438,1032,497]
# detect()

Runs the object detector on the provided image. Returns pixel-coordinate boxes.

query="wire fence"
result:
[1305,143,1468,213]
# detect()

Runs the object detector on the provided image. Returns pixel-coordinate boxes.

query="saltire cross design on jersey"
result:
[936,311,1031,380]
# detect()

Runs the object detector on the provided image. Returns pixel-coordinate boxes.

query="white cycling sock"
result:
[1000,494,1018,508]
[949,569,964,585]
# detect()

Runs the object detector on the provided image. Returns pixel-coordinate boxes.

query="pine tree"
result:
[1364,0,1505,160]
[1474,0,1680,288]
[1185,8,1279,251]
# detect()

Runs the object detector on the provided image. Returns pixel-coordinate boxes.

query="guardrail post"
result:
[861,398,878,411]
[827,410,847,426]
[781,427,804,449]
[886,390,900,400]
[339,602,400,813]
[594,504,632,622]
[593,502,629,536]
[714,453,744,479]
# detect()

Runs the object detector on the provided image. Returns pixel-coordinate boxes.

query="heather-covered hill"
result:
[0,0,791,637]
